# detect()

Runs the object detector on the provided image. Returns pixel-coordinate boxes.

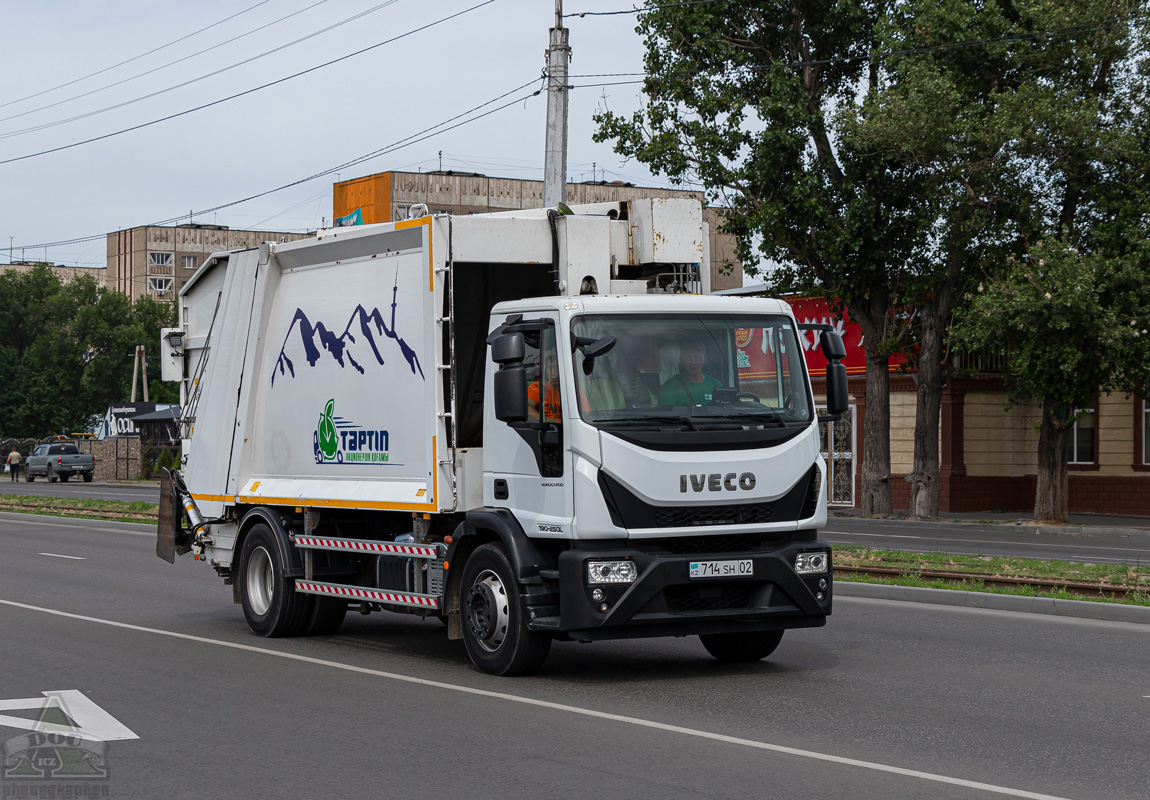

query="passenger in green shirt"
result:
[658,338,723,405]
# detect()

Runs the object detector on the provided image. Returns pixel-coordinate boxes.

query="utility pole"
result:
[130,346,140,402]
[543,0,570,208]
[131,345,149,402]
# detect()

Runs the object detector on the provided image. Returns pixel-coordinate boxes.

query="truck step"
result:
[295,580,439,609]
[295,536,443,560]
[527,615,561,630]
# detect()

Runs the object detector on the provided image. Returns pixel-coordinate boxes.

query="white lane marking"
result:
[825,531,1150,553]
[39,553,86,560]
[0,599,1071,800]
[0,690,138,742]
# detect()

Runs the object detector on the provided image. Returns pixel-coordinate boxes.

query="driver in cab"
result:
[658,336,723,406]
[528,352,563,422]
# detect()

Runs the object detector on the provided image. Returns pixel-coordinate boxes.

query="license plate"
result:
[688,559,753,579]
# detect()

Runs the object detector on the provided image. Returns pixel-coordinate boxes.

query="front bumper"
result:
[545,540,832,641]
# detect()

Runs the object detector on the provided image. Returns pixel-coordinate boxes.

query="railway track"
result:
[834,564,1146,599]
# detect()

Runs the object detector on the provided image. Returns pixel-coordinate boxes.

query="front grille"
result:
[665,583,754,612]
[634,533,768,556]
[653,502,774,528]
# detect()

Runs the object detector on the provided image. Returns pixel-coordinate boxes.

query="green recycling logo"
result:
[316,399,339,462]
[313,399,391,465]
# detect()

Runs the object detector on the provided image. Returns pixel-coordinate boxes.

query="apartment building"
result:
[105,223,311,302]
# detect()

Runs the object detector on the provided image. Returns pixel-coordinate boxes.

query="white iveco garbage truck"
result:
[157,198,849,675]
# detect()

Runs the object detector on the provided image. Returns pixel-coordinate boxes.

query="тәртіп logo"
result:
[313,399,391,465]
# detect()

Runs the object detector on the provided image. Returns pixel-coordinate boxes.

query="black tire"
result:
[700,630,784,663]
[47,467,57,484]
[304,596,347,636]
[237,523,311,637]
[23,471,33,482]
[460,543,551,676]
[59,474,69,482]
[82,473,93,483]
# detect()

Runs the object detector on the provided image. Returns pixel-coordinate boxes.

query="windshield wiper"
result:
[598,414,700,431]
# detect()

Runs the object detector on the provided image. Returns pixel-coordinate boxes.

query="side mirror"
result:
[822,361,849,421]
[490,332,528,423]
[819,329,847,361]
[491,332,525,364]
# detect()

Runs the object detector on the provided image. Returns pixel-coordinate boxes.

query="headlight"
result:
[586,560,637,584]
[795,551,829,575]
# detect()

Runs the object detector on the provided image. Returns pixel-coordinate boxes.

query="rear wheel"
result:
[700,630,784,662]
[238,523,310,637]
[59,474,69,482]
[460,543,550,676]
[82,473,93,483]
[47,467,57,483]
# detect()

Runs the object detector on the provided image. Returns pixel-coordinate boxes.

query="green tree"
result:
[595,0,932,515]
[952,0,1150,522]
[0,266,180,439]
[954,244,1150,521]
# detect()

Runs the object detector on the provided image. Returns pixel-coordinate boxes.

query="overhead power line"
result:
[0,0,403,139]
[0,0,332,126]
[0,1,494,165]
[13,76,543,251]
[0,0,273,110]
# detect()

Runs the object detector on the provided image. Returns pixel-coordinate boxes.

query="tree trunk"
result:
[1035,398,1070,523]
[908,306,944,518]
[860,345,893,516]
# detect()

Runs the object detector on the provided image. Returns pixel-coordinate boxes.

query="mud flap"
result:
[156,468,189,563]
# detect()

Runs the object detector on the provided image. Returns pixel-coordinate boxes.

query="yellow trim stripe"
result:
[191,493,437,513]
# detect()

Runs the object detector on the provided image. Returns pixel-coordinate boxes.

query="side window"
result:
[509,318,563,478]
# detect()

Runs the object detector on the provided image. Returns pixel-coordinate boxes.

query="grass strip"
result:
[0,494,157,524]
[834,545,1150,606]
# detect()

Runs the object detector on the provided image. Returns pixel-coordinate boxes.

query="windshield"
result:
[571,314,812,427]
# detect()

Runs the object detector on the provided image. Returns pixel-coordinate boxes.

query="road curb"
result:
[0,510,153,533]
[836,580,1150,624]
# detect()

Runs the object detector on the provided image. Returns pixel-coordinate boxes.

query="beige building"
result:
[105,224,311,302]
[0,262,107,286]
[332,171,744,292]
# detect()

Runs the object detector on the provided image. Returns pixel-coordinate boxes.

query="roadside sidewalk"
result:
[830,507,1150,538]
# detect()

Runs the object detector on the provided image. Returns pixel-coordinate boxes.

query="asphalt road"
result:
[0,479,160,503]
[823,516,1150,565]
[1,515,1146,800]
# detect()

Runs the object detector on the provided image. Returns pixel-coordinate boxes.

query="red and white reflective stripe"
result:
[295,581,439,609]
[294,536,438,558]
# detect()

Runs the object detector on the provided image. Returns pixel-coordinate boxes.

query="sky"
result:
[0,0,689,269]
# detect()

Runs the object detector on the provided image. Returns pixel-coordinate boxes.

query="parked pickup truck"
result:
[25,443,95,483]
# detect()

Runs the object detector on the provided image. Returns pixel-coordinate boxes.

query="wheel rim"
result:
[247,546,275,616]
[465,569,510,653]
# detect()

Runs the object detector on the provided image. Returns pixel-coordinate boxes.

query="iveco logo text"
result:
[679,473,756,493]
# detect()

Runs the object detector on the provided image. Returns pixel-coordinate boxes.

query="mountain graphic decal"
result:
[272,267,424,386]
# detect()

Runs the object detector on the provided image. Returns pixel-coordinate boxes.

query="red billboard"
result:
[785,297,901,377]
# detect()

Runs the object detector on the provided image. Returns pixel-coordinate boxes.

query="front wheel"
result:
[23,470,33,482]
[237,523,311,637]
[460,543,551,676]
[700,630,784,662]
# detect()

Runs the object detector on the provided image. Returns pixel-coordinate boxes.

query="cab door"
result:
[483,313,574,539]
